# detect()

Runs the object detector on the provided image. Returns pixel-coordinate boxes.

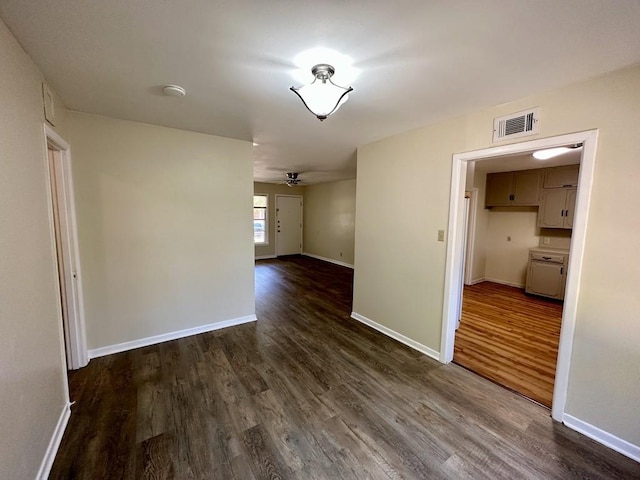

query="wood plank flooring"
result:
[50,256,639,479]
[454,281,563,407]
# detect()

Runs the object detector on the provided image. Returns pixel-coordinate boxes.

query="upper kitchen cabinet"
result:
[543,164,580,188]
[538,188,577,229]
[485,170,542,207]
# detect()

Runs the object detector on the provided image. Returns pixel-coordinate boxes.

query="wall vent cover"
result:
[493,107,539,142]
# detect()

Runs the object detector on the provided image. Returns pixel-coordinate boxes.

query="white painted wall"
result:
[303,179,356,266]
[0,18,70,479]
[354,65,640,447]
[67,113,255,351]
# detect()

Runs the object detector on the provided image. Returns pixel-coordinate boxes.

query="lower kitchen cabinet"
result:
[525,249,568,300]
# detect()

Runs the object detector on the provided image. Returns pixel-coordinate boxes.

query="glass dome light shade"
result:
[290,65,353,121]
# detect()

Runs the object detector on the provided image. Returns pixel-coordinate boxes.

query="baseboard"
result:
[255,255,277,260]
[350,312,440,361]
[563,414,640,462]
[37,402,71,480]
[466,277,485,286]
[302,252,354,269]
[484,277,525,289]
[88,314,257,358]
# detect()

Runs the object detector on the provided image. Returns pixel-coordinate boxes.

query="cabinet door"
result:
[544,165,580,188]
[564,188,577,228]
[485,172,513,207]
[526,262,565,299]
[512,171,541,205]
[538,189,567,228]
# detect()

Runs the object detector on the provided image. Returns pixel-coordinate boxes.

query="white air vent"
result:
[493,107,539,143]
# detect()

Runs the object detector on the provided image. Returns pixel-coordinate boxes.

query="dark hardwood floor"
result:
[50,256,640,479]
[454,281,563,407]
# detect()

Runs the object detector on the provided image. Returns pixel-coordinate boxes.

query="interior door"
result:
[276,195,303,256]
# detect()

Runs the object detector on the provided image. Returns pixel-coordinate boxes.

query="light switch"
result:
[437,230,445,242]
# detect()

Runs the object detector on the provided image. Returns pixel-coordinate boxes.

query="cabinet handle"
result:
[561,267,564,275]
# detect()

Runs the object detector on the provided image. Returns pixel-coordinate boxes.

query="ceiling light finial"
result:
[290,64,353,121]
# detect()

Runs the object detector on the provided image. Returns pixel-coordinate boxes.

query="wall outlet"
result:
[437,230,445,242]
[543,237,551,245]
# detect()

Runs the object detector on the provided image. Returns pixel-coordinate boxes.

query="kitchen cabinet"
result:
[485,170,541,207]
[525,249,568,300]
[543,165,579,188]
[538,188,576,229]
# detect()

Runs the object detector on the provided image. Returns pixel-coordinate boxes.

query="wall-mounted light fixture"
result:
[290,64,353,121]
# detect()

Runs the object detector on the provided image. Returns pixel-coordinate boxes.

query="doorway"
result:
[276,194,303,256]
[441,130,598,421]
[45,124,88,370]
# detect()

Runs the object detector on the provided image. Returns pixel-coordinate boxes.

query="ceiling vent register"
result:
[493,107,540,143]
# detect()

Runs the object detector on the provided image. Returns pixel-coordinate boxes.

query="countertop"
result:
[529,246,570,255]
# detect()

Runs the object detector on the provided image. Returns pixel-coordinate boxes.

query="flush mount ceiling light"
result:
[533,144,582,160]
[163,84,186,97]
[290,64,353,121]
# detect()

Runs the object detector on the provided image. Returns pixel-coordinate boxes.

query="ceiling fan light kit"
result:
[286,172,300,186]
[290,64,353,121]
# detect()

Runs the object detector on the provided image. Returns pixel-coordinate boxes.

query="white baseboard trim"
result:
[302,252,354,269]
[255,255,277,260]
[466,277,485,286]
[350,312,440,361]
[37,402,71,480]
[88,314,257,358]
[563,413,640,462]
[484,277,525,289]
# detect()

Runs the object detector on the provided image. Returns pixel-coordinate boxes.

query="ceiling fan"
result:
[285,172,301,187]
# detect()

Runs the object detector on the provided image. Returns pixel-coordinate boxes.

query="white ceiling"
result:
[1,1,639,184]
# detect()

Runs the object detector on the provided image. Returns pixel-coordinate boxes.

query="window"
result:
[253,194,268,244]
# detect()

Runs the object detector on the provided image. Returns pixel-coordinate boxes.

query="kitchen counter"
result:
[529,246,570,255]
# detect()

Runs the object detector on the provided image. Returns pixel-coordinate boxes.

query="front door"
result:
[276,195,303,256]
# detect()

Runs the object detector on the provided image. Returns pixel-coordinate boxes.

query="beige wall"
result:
[484,208,539,287]
[68,113,254,350]
[303,179,356,266]
[0,18,69,479]
[468,172,488,283]
[354,65,640,446]
[253,182,305,258]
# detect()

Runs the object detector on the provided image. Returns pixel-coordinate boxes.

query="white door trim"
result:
[44,124,89,370]
[440,130,598,422]
[275,194,303,256]
[463,188,478,285]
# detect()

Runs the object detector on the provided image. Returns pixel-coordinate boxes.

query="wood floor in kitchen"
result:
[454,281,563,407]
[49,257,639,479]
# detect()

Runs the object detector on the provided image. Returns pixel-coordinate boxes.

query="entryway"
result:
[441,130,598,421]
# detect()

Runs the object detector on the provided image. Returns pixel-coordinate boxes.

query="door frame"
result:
[463,188,479,285]
[44,124,88,370]
[275,194,303,256]
[440,129,598,421]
